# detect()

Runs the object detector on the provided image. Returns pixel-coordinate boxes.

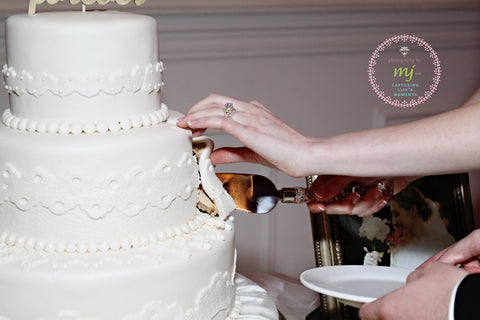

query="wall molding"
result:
[0,1,478,13]
[150,6,480,61]
[0,6,478,63]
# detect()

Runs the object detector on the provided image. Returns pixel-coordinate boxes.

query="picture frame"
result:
[307,173,475,320]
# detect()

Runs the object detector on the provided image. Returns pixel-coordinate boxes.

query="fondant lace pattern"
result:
[0,152,199,218]
[0,152,205,253]
[3,62,164,98]
[2,62,167,134]
[0,271,238,320]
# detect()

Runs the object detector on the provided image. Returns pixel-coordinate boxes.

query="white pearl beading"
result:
[2,103,169,134]
[2,62,164,97]
[0,213,233,254]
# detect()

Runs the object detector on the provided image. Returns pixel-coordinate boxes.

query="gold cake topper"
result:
[28,0,146,15]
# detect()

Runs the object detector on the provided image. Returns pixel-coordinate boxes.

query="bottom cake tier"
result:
[0,214,237,320]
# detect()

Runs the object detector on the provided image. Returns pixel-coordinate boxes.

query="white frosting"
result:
[0,121,203,253]
[0,9,239,320]
[0,212,231,254]
[4,11,163,128]
[0,219,237,320]
[2,103,169,134]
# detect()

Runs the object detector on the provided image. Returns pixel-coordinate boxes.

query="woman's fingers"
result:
[177,94,312,177]
[308,176,390,216]
[210,147,272,167]
[307,202,327,213]
[185,93,246,114]
[351,187,390,217]
[178,94,265,128]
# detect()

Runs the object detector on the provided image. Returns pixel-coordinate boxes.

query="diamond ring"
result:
[224,102,236,119]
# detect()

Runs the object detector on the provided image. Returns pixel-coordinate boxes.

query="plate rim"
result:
[300,265,412,305]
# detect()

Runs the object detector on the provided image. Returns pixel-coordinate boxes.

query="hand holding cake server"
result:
[178,88,480,320]
[176,93,439,215]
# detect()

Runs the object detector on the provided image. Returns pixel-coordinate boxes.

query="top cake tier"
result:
[3,11,166,134]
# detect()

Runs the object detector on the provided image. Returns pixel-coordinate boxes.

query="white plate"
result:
[300,265,412,308]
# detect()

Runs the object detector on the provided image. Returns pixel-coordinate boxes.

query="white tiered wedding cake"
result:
[0,9,238,320]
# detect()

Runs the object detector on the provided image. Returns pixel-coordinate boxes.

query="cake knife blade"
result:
[216,173,393,214]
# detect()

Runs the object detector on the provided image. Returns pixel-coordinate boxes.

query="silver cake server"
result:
[216,173,393,214]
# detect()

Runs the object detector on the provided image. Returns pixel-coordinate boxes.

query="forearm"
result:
[306,102,480,177]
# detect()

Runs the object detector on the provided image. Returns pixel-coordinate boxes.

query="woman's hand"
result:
[359,261,468,320]
[177,94,315,177]
[307,176,413,216]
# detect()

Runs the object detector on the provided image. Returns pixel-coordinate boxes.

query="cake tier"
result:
[3,11,164,133]
[0,114,201,253]
[0,215,237,320]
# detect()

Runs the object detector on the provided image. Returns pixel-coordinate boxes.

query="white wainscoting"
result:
[0,5,478,278]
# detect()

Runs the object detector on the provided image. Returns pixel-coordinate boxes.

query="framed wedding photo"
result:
[307,173,474,320]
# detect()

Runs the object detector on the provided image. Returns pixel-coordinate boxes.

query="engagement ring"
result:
[224,103,236,119]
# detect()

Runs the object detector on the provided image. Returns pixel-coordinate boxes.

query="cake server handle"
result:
[216,173,393,214]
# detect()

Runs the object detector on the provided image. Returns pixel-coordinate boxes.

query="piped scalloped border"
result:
[0,213,234,254]
[3,62,164,98]
[2,103,169,134]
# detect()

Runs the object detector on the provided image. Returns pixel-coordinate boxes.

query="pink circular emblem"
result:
[368,34,441,108]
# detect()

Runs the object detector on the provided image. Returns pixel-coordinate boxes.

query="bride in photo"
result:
[387,185,455,269]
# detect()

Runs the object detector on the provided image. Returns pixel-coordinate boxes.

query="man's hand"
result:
[359,262,468,320]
